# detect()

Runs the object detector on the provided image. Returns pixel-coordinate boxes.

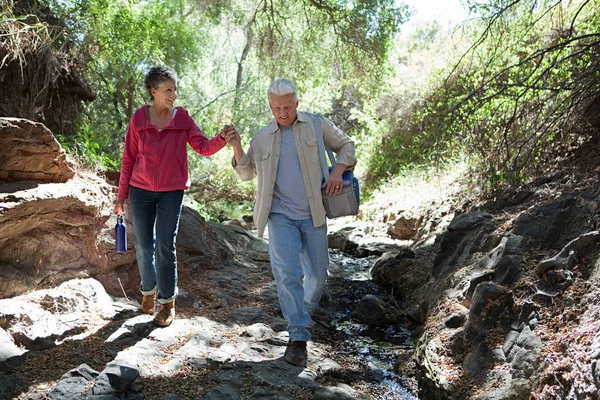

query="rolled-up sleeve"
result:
[322,118,356,168]
[232,145,256,181]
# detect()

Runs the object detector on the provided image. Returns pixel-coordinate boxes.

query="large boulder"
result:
[0,118,75,182]
[0,172,114,298]
[0,118,111,299]
[511,195,598,249]
[432,211,495,278]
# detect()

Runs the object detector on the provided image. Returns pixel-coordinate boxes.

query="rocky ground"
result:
[0,227,419,400]
[4,116,600,399]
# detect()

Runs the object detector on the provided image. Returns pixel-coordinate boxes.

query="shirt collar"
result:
[267,111,309,134]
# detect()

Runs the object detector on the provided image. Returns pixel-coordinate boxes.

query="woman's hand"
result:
[114,199,125,215]
[220,125,239,145]
[221,125,244,163]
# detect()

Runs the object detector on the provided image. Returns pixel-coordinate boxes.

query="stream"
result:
[323,249,418,399]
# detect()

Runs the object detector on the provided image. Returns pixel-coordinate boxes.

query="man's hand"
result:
[222,125,244,164]
[220,125,238,144]
[222,125,240,146]
[324,163,347,196]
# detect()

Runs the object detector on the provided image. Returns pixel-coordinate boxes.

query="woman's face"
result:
[151,79,177,108]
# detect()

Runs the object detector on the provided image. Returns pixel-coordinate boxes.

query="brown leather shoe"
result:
[153,301,175,327]
[141,293,156,315]
[284,340,307,367]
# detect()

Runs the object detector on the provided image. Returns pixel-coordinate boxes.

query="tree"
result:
[0,0,94,136]
[441,0,600,188]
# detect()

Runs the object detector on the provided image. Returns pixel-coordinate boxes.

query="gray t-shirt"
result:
[270,124,311,220]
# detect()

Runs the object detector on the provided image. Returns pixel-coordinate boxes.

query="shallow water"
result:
[327,250,418,399]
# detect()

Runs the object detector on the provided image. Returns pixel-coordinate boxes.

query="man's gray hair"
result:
[267,78,298,102]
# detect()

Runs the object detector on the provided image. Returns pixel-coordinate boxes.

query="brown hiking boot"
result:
[141,293,156,315]
[284,340,307,367]
[153,301,175,327]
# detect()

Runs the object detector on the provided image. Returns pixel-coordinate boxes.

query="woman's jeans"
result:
[129,186,184,304]
[267,213,329,342]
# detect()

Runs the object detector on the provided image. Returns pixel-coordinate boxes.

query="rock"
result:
[327,227,359,253]
[467,270,496,297]
[241,323,275,340]
[0,118,75,182]
[247,386,295,399]
[476,233,525,287]
[223,216,255,231]
[511,196,597,249]
[49,364,100,400]
[0,278,130,351]
[226,307,271,324]
[538,231,600,278]
[0,373,15,400]
[395,248,416,259]
[370,252,427,298]
[0,172,114,299]
[0,328,25,371]
[468,283,514,332]
[313,383,358,399]
[444,311,467,329]
[505,326,542,377]
[202,383,240,400]
[432,211,495,278]
[352,294,388,326]
[387,215,420,240]
[96,363,140,393]
[353,239,406,258]
[49,363,142,400]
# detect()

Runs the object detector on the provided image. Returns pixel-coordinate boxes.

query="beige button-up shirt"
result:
[233,111,356,237]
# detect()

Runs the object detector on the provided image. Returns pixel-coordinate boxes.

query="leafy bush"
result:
[364,0,600,196]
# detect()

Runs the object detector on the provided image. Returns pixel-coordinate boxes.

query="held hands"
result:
[220,125,241,146]
[221,125,244,164]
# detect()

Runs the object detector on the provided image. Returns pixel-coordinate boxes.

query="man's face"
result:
[269,93,298,127]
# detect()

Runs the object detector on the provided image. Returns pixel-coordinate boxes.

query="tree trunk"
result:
[232,27,254,125]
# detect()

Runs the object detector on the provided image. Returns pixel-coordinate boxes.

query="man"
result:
[227,78,356,367]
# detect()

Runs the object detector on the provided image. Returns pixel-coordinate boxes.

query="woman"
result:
[114,66,233,326]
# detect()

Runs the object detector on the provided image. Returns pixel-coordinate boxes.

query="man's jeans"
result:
[267,213,329,342]
[129,186,184,304]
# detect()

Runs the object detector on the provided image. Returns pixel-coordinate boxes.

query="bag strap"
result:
[312,113,336,181]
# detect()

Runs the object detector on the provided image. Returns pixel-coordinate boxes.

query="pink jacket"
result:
[117,105,226,200]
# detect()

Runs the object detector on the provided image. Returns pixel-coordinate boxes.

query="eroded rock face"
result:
[0,118,75,182]
[0,173,114,298]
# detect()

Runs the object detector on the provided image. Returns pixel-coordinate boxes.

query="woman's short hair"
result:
[144,66,177,100]
[267,78,298,102]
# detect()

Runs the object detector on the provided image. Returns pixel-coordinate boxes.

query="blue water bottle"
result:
[115,215,127,252]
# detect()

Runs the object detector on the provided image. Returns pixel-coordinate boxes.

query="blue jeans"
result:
[267,213,329,342]
[129,186,184,304]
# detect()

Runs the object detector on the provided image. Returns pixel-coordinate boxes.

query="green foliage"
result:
[31,0,408,181]
[40,0,214,170]
[0,3,53,69]
[364,0,600,195]
[186,150,256,220]
[442,0,600,190]
[359,18,466,194]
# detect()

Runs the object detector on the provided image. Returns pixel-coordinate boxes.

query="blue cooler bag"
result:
[313,114,360,218]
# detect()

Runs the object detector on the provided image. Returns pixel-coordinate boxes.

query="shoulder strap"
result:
[312,113,336,181]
